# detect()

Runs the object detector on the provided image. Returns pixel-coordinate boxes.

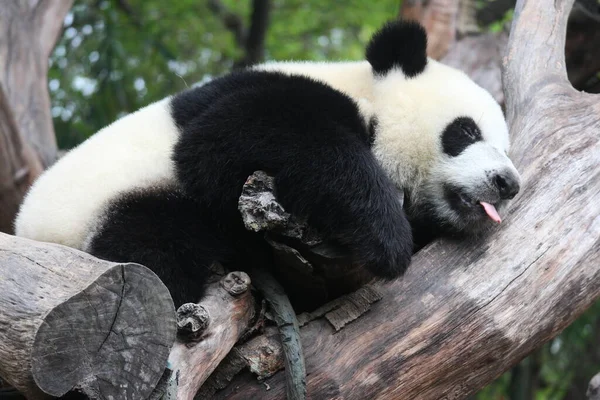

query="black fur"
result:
[173,70,413,279]
[90,70,413,306]
[441,117,482,157]
[87,188,238,305]
[366,20,427,77]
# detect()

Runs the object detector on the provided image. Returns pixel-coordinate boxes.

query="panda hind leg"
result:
[86,187,237,306]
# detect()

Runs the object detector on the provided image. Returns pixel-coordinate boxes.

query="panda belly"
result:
[14,98,179,249]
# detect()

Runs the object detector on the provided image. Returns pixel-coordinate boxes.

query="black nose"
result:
[493,172,520,199]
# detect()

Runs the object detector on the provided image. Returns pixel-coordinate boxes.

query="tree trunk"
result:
[210,0,600,398]
[0,0,72,233]
[0,233,176,400]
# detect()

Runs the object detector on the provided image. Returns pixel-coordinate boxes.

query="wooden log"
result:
[209,0,600,397]
[0,233,176,399]
[167,272,255,400]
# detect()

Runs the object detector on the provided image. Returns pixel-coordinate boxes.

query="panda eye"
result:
[442,117,483,157]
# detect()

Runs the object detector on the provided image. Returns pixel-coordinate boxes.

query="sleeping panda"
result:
[15,21,520,306]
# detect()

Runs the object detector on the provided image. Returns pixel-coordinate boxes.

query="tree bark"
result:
[210,0,600,398]
[400,0,508,103]
[399,0,459,60]
[167,272,255,400]
[0,233,176,400]
[0,0,72,233]
[208,0,271,68]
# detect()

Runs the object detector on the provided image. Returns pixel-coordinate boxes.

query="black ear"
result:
[366,20,428,78]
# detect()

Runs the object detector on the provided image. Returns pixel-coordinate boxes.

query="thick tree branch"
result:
[167,272,255,400]
[400,0,459,59]
[209,0,600,397]
[207,0,271,68]
[504,0,573,111]
[237,0,270,67]
[0,86,43,234]
[207,0,246,49]
[0,233,175,399]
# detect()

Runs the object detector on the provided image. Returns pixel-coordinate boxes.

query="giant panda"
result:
[14,21,521,306]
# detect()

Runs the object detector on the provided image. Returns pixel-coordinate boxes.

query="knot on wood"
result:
[221,271,251,296]
[176,303,210,340]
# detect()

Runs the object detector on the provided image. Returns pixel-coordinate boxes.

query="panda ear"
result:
[366,20,428,78]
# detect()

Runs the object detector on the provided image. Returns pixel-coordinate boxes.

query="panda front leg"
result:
[273,146,413,280]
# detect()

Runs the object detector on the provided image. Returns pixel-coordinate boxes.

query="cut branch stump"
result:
[0,233,176,399]
[207,0,600,397]
[167,272,255,400]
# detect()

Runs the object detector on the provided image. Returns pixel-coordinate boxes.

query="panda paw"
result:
[351,214,414,280]
[366,234,413,280]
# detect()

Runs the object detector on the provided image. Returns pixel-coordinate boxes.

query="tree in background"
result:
[0,1,73,234]
[48,0,400,148]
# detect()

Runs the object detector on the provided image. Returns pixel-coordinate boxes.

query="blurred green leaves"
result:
[49,0,399,148]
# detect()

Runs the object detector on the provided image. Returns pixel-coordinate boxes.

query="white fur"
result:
[15,98,179,249]
[256,60,375,101]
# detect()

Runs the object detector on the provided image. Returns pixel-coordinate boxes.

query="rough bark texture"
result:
[0,233,176,400]
[401,0,508,104]
[167,272,255,400]
[209,0,600,397]
[0,0,71,233]
[400,0,459,59]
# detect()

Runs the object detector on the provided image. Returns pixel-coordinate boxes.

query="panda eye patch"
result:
[442,116,482,157]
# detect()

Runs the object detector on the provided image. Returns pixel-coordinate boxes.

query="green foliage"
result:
[487,9,514,33]
[476,300,600,400]
[50,0,399,148]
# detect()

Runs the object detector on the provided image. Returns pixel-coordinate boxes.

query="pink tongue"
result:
[480,201,502,223]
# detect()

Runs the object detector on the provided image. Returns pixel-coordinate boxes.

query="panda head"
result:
[365,21,521,236]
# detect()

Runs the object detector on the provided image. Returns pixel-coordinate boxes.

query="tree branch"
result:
[209,0,600,397]
[0,233,175,399]
[236,0,271,67]
[167,272,255,400]
[503,0,573,113]
[207,0,246,48]
[0,0,71,232]
[400,0,459,59]
[207,0,271,68]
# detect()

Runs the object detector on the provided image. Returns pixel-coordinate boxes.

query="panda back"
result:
[14,97,180,249]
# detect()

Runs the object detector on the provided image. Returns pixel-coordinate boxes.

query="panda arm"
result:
[172,72,413,279]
